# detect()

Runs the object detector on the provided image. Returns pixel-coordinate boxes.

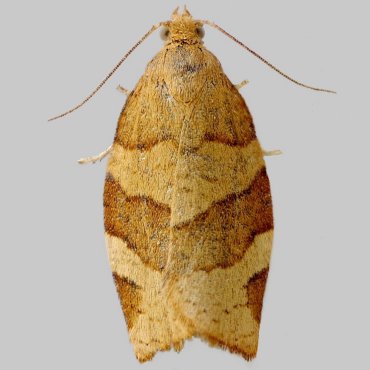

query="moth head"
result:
[160,6,205,44]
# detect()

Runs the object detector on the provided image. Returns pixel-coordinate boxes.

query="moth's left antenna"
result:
[48,23,162,122]
[203,20,336,94]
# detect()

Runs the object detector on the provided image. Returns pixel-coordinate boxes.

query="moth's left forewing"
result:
[165,47,274,359]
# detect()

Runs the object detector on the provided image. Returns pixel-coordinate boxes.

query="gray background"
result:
[1,0,369,369]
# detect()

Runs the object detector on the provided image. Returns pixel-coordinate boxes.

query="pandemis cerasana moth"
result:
[50,6,334,363]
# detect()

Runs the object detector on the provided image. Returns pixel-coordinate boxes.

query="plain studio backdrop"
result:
[1,1,369,369]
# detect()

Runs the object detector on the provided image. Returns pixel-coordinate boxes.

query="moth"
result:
[50,6,334,363]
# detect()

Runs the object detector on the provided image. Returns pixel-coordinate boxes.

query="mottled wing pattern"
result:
[104,45,273,362]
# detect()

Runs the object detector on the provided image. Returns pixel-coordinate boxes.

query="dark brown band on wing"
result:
[244,268,269,324]
[171,168,273,272]
[113,272,142,330]
[104,174,170,271]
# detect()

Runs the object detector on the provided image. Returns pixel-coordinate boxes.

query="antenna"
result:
[203,20,336,94]
[48,23,162,121]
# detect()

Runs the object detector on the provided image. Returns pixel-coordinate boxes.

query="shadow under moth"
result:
[50,6,334,363]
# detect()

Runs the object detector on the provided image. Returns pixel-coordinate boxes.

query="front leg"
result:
[234,80,249,90]
[116,85,130,95]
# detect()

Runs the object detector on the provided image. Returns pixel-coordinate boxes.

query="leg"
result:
[235,80,249,90]
[78,145,113,164]
[117,85,130,95]
[263,149,282,157]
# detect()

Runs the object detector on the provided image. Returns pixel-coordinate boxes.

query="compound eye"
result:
[196,26,205,39]
[160,26,170,41]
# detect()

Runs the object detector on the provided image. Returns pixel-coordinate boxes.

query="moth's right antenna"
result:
[203,20,336,94]
[48,23,162,122]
